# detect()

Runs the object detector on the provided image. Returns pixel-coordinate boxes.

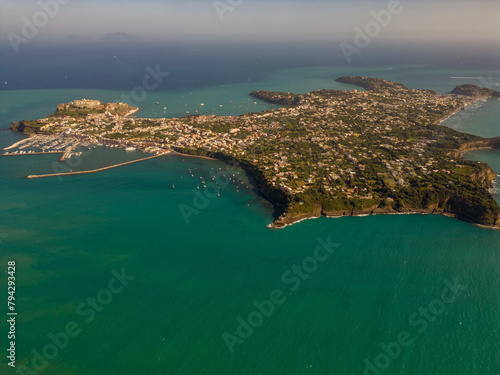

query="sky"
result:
[0,0,499,45]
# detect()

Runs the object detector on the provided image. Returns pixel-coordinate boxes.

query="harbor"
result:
[1,133,174,180]
[2,135,90,158]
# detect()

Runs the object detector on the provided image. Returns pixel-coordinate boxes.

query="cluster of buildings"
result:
[21,81,477,202]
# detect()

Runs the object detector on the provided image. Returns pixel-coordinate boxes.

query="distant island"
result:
[8,77,500,228]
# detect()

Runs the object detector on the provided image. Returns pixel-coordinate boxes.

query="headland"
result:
[7,79,500,229]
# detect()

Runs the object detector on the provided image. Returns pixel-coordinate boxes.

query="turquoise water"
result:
[2,65,499,121]
[1,65,500,375]
[442,97,500,139]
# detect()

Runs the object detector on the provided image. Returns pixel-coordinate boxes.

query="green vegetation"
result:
[52,108,106,118]
[10,78,500,228]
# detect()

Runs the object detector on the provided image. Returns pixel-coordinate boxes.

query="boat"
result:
[125,147,136,152]
[172,184,175,189]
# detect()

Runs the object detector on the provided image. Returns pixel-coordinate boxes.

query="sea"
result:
[0,42,499,375]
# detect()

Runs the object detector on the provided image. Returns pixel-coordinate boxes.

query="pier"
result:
[1,151,63,157]
[59,146,75,162]
[27,153,168,179]
[3,138,30,151]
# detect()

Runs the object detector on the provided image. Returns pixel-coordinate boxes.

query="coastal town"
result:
[7,77,500,227]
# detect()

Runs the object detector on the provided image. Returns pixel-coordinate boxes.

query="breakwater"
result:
[27,153,167,179]
[1,151,63,156]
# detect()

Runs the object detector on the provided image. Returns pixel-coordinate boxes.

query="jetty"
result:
[1,151,63,157]
[27,153,168,179]
[59,146,75,162]
[3,138,30,151]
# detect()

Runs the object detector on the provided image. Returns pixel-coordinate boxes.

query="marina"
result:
[2,134,168,161]
[1,55,499,375]
[2,135,91,159]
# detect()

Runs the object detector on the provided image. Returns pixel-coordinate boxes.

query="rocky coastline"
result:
[270,203,500,230]
[7,79,500,230]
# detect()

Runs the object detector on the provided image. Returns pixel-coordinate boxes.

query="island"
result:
[7,77,500,229]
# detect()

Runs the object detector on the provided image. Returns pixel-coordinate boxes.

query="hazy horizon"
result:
[1,0,499,45]
[1,0,499,90]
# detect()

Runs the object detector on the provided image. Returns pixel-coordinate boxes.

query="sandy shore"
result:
[439,108,463,124]
[461,146,500,157]
[438,96,487,124]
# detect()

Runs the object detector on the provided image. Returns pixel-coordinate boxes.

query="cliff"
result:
[448,137,500,157]
[272,191,500,229]
[10,120,42,134]
[8,78,500,230]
